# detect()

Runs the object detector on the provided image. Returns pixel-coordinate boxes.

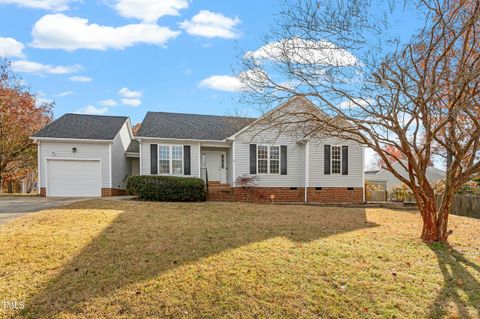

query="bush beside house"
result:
[127,176,206,202]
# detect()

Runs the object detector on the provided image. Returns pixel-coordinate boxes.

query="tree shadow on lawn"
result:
[429,243,480,319]
[19,201,378,318]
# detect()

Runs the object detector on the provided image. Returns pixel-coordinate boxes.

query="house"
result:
[365,161,445,192]
[31,114,133,197]
[31,97,365,203]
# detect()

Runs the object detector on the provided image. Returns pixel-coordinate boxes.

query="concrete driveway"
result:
[0,197,91,225]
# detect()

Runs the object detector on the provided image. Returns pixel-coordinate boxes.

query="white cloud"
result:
[118,87,142,98]
[99,99,117,107]
[337,98,372,109]
[0,0,72,11]
[0,37,24,57]
[31,14,181,51]
[56,90,74,97]
[114,0,189,23]
[199,69,267,92]
[180,10,241,39]
[69,75,92,82]
[11,60,82,75]
[246,38,358,66]
[199,75,244,92]
[76,105,109,115]
[121,98,141,107]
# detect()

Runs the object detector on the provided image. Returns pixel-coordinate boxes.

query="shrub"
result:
[127,176,206,201]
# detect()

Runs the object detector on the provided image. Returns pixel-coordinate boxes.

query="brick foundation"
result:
[40,187,46,197]
[101,188,128,197]
[208,185,364,203]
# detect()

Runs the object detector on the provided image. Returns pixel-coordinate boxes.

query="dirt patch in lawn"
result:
[0,200,478,318]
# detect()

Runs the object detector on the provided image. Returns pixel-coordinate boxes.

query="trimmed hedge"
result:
[127,176,206,201]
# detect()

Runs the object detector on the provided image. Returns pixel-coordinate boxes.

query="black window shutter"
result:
[184,145,191,175]
[324,144,331,175]
[249,144,257,174]
[150,144,158,175]
[281,145,287,175]
[342,146,348,175]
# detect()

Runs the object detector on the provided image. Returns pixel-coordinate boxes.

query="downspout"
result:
[37,141,41,190]
[198,143,202,179]
[138,140,142,175]
[362,146,366,203]
[304,140,309,203]
[232,140,236,187]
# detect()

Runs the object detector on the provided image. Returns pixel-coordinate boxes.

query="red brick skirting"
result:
[39,187,126,197]
[208,186,363,203]
[101,188,127,197]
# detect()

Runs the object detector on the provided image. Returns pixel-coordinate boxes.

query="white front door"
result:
[202,151,227,183]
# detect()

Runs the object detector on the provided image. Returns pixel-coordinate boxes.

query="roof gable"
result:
[137,112,255,140]
[32,113,129,140]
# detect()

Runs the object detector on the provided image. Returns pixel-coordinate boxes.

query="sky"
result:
[0,0,424,169]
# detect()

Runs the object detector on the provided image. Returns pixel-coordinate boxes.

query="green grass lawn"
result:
[0,200,478,318]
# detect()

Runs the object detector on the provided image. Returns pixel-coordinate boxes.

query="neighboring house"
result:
[365,161,445,192]
[31,114,134,197]
[32,97,365,203]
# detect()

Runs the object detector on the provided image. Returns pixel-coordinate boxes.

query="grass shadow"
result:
[429,243,480,318]
[17,200,378,318]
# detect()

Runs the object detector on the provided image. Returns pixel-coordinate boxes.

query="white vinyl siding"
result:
[365,161,445,191]
[140,140,200,178]
[309,139,364,187]
[111,121,132,189]
[39,141,111,189]
[234,128,305,187]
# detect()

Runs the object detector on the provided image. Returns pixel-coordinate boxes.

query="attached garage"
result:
[46,159,102,197]
[32,114,134,197]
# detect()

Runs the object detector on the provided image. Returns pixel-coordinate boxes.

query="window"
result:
[158,145,183,175]
[172,146,183,175]
[270,146,280,174]
[258,145,268,174]
[331,146,341,174]
[257,145,280,174]
[159,145,170,174]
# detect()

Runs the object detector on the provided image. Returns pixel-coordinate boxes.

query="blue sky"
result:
[0,0,424,168]
[0,0,281,124]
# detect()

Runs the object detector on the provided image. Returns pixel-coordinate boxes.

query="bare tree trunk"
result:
[436,205,450,242]
[419,196,439,242]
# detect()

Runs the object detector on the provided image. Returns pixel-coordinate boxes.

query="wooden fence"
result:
[435,194,480,219]
[365,190,387,202]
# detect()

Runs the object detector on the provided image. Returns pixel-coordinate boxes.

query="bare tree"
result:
[238,0,480,242]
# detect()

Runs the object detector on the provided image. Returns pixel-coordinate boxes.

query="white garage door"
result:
[47,160,101,197]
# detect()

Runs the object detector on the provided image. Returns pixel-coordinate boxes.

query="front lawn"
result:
[0,200,478,318]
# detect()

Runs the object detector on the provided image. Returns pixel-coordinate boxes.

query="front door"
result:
[202,151,227,183]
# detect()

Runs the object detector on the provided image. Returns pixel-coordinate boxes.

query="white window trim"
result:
[158,145,184,176]
[331,145,342,175]
[257,145,281,175]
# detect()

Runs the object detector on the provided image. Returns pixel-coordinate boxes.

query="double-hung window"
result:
[158,145,183,175]
[159,146,170,174]
[257,145,280,174]
[331,146,341,174]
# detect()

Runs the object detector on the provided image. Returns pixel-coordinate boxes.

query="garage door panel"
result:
[47,160,101,197]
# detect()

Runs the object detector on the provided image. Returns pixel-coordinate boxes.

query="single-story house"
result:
[31,96,365,203]
[365,161,445,192]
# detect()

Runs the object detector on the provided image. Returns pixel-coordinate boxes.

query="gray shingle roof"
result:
[137,112,255,140]
[126,140,139,153]
[32,113,129,140]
